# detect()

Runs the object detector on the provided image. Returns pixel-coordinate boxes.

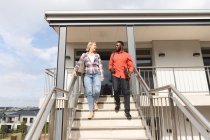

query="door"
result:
[75,49,114,95]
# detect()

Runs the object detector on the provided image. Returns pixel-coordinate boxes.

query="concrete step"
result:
[77,102,136,110]
[70,95,148,140]
[70,139,148,140]
[72,119,144,128]
[78,96,135,103]
[69,129,148,139]
[75,110,139,119]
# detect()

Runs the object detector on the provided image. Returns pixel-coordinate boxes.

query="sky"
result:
[0,0,210,107]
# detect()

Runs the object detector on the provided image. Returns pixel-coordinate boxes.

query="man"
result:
[108,41,134,119]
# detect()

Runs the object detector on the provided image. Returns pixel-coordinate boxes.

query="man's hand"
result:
[110,68,116,74]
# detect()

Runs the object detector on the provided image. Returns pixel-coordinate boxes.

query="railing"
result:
[138,66,210,94]
[25,69,82,140]
[134,68,210,140]
[44,68,56,94]
[44,67,75,93]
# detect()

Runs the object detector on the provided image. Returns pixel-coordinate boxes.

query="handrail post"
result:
[168,88,178,140]
[48,101,56,140]
[172,67,177,88]
[149,95,156,140]
[206,67,210,95]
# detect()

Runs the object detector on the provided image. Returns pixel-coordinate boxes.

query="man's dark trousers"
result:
[112,76,130,113]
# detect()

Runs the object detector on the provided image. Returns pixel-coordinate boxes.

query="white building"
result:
[27,10,210,140]
[0,108,39,131]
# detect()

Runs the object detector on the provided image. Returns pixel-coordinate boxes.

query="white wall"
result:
[152,40,209,93]
[153,40,203,67]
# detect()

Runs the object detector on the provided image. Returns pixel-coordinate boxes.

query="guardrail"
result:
[25,71,82,140]
[134,68,210,140]
[138,66,210,94]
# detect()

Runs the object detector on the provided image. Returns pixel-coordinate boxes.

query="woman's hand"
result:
[73,71,77,76]
[101,76,104,81]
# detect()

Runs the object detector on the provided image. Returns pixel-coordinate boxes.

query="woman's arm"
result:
[74,53,85,72]
[98,54,104,80]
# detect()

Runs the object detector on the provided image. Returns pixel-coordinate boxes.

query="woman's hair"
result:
[86,41,96,52]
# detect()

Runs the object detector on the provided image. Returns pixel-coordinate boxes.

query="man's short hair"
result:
[116,41,124,46]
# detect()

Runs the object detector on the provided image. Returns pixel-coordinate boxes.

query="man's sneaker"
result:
[125,112,132,120]
[115,105,120,112]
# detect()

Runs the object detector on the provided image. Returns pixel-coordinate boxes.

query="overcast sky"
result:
[0,0,210,107]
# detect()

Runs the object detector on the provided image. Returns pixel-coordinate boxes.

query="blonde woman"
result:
[74,42,104,119]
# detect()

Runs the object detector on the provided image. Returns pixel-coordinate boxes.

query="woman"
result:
[74,42,104,119]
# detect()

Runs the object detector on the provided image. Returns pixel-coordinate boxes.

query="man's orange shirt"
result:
[108,51,134,79]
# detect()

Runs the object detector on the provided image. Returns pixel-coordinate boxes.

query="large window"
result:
[136,48,154,89]
[202,48,210,92]
[136,48,152,67]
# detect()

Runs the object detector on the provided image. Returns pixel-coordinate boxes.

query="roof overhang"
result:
[45,10,210,26]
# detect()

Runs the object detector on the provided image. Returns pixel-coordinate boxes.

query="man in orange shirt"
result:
[108,41,134,120]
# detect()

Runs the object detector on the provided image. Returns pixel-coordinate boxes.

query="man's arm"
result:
[127,54,134,73]
[108,53,116,73]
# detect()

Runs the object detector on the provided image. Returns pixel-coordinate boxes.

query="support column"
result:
[55,26,67,140]
[126,26,139,95]
[127,26,137,66]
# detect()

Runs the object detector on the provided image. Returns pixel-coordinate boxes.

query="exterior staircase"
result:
[69,95,149,140]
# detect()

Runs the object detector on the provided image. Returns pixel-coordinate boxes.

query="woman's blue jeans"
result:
[84,73,101,112]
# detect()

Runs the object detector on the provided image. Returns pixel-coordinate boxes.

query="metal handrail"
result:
[134,68,210,139]
[25,75,78,140]
[137,66,210,94]
[137,66,210,69]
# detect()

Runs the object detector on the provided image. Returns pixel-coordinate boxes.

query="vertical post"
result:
[150,96,156,140]
[55,26,67,140]
[48,101,56,140]
[127,25,136,66]
[126,25,139,95]
[172,67,177,88]
[206,67,210,94]
[168,88,178,140]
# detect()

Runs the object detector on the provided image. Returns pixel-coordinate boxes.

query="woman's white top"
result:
[88,54,95,63]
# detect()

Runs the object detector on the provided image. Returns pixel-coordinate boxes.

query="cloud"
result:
[0,0,210,107]
[33,46,57,61]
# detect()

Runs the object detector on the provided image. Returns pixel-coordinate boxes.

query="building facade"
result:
[42,10,210,139]
[0,108,39,131]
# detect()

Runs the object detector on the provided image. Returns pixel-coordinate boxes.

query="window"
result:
[23,118,27,123]
[136,48,154,89]
[30,118,33,123]
[136,48,152,67]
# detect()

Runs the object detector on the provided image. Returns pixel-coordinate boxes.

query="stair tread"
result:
[70,95,148,140]
[78,102,135,104]
[78,96,135,103]
[72,126,145,130]
[70,129,148,139]
[76,109,138,112]
[70,138,149,140]
[74,117,141,120]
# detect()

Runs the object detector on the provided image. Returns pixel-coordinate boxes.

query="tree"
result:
[42,122,49,134]
[17,122,27,136]
[0,125,9,138]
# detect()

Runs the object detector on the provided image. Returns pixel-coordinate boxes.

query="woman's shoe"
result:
[88,112,94,119]
[94,101,98,110]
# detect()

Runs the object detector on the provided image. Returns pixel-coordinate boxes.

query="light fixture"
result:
[159,53,165,57]
[65,56,71,59]
[193,53,200,57]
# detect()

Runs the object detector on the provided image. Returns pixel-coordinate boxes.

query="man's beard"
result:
[116,47,122,52]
